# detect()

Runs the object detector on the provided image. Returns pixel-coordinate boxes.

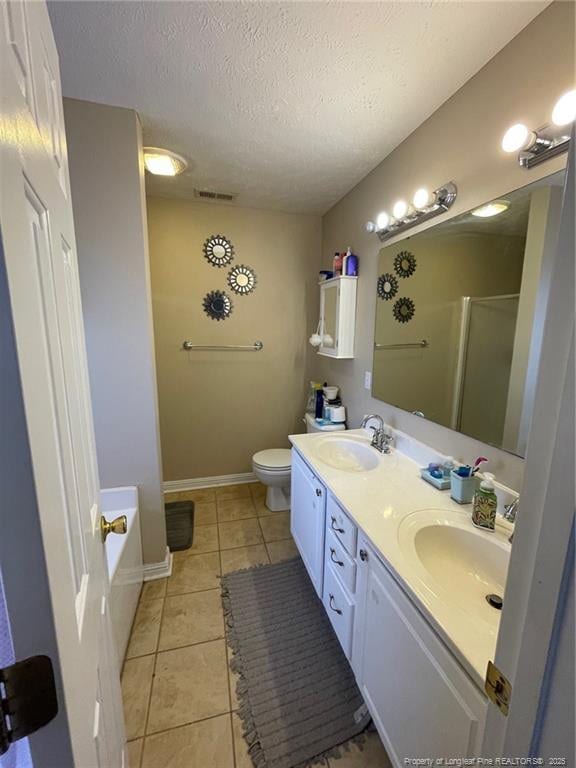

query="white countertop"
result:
[289,428,512,690]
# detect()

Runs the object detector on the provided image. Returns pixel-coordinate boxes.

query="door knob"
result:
[100,514,127,543]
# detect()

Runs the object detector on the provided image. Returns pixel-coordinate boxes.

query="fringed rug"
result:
[221,557,371,768]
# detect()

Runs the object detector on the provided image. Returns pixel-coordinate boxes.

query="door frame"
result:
[481,134,574,754]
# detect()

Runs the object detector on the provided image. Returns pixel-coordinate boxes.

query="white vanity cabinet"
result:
[352,535,488,766]
[318,276,357,358]
[290,449,327,597]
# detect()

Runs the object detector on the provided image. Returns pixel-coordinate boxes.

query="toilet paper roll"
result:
[330,406,346,423]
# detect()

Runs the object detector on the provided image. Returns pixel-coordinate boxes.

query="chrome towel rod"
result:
[182,340,264,352]
[375,339,429,350]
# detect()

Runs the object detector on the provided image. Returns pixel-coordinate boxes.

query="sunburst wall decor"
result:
[203,235,234,268]
[227,264,257,296]
[203,290,233,321]
[377,273,398,301]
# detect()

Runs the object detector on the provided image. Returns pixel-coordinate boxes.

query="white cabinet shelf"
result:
[318,276,357,358]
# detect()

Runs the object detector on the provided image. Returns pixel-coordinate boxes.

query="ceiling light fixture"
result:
[501,89,575,169]
[143,147,187,176]
[471,200,510,218]
[365,182,457,243]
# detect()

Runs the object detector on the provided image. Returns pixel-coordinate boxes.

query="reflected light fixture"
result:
[501,89,575,169]
[143,147,187,176]
[365,182,457,243]
[471,200,510,218]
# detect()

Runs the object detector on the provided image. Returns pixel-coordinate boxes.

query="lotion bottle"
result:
[472,472,497,531]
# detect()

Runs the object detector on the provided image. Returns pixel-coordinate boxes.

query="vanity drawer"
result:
[323,561,354,658]
[326,496,357,557]
[326,528,356,595]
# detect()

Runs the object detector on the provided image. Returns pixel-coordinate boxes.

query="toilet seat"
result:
[252,448,291,471]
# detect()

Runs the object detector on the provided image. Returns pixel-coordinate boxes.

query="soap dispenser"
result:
[472,473,497,531]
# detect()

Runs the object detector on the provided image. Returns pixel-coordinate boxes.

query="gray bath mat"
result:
[221,557,371,768]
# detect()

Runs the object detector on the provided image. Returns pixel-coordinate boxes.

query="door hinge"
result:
[0,655,58,755]
[485,660,511,716]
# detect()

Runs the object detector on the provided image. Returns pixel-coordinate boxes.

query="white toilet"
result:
[252,414,346,512]
[252,449,292,512]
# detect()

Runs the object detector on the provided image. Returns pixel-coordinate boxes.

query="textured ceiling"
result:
[49,1,548,214]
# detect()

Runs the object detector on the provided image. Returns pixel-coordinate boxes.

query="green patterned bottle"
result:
[472,473,497,531]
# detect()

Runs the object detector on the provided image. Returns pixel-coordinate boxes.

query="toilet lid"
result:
[253,448,292,470]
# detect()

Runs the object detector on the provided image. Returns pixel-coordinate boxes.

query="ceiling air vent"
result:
[194,189,237,202]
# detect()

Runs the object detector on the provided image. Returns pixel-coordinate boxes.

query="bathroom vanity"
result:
[289,429,514,767]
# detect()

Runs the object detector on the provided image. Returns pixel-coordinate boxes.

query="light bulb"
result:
[393,200,408,219]
[552,89,576,127]
[501,124,536,153]
[143,147,187,176]
[376,212,390,231]
[412,188,432,210]
[471,200,510,218]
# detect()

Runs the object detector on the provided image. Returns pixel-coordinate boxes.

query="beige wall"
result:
[64,99,166,565]
[147,198,321,481]
[315,1,574,490]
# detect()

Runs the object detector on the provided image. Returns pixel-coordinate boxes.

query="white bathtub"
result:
[101,486,143,669]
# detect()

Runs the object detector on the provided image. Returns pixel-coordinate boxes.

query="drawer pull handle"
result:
[359,548,368,562]
[330,517,345,534]
[330,548,344,567]
[329,594,342,615]
[315,488,322,497]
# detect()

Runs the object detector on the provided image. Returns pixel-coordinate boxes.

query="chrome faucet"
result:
[360,414,392,454]
[503,497,519,543]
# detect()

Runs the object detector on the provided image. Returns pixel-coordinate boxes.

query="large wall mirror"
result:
[372,171,565,457]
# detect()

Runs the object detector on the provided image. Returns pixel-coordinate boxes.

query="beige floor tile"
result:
[216,483,251,501]
[147,640,230,733]
[195,501,217,525]
[232,712,252,768]
[159,590,224,650]
[266,538,298,563]
[126,599,163,658]
[217,497,256,522]
[167,552,220,595]
[121,655,155,740]
[219,518,264,550]
[220,544,269,575]
[178,488,217,503]
[141,714,234,768]
[328,731,393,768]
[253,496,274,517]
[140,578,167,601]
[227,645,240,711]
[259,512,291,542]
[127,738,143,768]
[248,482,266,499]
[185,523,219,554]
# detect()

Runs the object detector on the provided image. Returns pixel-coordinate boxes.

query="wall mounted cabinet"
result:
[318,276,357,358]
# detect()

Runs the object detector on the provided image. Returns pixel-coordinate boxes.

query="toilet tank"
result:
[304,413,347,433]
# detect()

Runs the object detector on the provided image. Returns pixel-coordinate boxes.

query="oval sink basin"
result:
[314,437,380,472]
[398,509,510,621]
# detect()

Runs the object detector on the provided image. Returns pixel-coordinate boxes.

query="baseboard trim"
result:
[143,546,173,581]
[163,472,257,493]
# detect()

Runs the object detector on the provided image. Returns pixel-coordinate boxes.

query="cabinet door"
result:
[290,450,326,597]
[353,538,487,767]
[319,282,339,355]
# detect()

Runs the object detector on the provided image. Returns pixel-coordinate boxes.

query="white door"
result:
[0,2,125,766]
[290,450,326,597]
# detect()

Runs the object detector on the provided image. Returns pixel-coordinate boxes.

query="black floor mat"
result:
[165,500,195,552]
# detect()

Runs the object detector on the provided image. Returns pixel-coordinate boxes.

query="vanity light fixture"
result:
[143,147,187,176]
[365,182,457,243]
[471,200,510,218]
[501,89,575,169]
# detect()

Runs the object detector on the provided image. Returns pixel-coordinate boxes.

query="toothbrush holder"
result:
[450,470,478,504]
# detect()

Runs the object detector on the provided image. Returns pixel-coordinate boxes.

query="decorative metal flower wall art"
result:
[377,273,398,301]
[394,250,417,278]
[227,264,257,296]
[203,290,233,321]
[203,234,234,267]
[393,297,415,324]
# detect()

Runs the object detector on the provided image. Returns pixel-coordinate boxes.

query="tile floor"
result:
[122,481,391,768]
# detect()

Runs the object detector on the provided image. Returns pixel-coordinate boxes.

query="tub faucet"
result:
[360,414,391,454]
[503,497,519,543]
